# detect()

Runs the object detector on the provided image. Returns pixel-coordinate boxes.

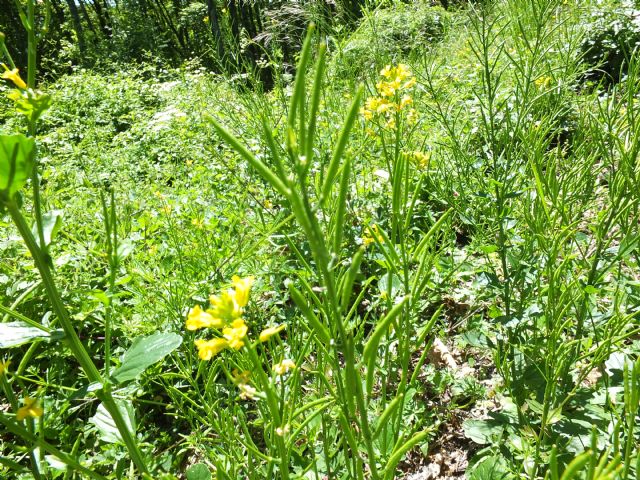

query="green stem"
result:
[245,342,290,480]
[6,201,149,475]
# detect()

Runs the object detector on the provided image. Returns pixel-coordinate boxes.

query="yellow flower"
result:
[191,217,204,229]
[375,98,394,114]
[362,234,375,247]
[1,64,27,89]
[399,95,413,110]
[402,77,416,89]
[194,338,228,360]
[395,64,411,81]
[273,359,296,376]
[16,397,43,421]
[231,275,254,308]
[209,290,241,321]
[186,305,224,330]
[360,107,373,120]
[0,359,11,376]
[412,151,431,169]
[534,75,552,89]
[259,324,286,342]
[223,318,248,350]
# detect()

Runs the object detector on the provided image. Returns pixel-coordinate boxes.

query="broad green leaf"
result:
[186,464,212,480]
[468,455,512,480]
[0,321,49,348]
[32,209,64,247]
[90,400,136,444]
[0,134,35,197]
[462,417,507,445]
[111,332,182,383]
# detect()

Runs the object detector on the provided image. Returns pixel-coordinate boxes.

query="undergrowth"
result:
[0,0,639,479]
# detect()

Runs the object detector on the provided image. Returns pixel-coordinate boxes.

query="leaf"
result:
[378,272,402,300]
[0,321,49,348]
[186,464,212,480]
[468,455,512,480]
[111,332,182,383]
[462,417,507,445]
[32,209,64,247]
[0,134,35,197]
[90,400,136,444]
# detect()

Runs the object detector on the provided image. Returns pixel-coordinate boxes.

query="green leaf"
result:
[462,417,507,445]
[0,134,35,197]
[32,209,63,247]
[186,464,212,480]
[90,400,136,444]
[468,455,512,480]
[111,332,182,383]
[0,321,49,348]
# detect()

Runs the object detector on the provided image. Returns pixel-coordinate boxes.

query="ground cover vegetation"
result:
[1,0,640,478]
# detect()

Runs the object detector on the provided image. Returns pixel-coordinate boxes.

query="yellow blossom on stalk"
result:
[231,275,254,308]
[0,359,10,376]
[362,63,416,125]
[194,338,228,360]
[209,289,241,321]
[223,318,248,350]
[186,305,223,330]
[16,397,43,421]
[259,324,286,342]
[1,64,27,89]
[273,359,296,376]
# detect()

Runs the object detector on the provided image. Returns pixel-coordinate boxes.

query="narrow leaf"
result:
[0,321,49,348]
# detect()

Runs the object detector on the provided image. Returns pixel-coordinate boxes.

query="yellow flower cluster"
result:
[361,64,418,128]
[187,276,286,360]
[187,275,253,360]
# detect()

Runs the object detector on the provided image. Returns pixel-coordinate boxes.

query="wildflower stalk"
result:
[244,342,290,480]
[5,200,149,475]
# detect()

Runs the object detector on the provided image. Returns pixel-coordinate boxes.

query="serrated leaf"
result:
[111,332,182,383]
[90,401,136,444]
[0,134,35,197]
[0,321,49,348]
[186,464,212,480]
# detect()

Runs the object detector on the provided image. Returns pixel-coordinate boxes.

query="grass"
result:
[1,0,639,479]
